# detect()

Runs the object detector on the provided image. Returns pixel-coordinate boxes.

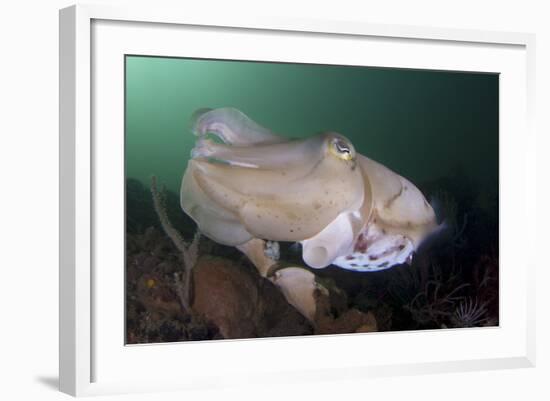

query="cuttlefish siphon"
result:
[181,107,439,273]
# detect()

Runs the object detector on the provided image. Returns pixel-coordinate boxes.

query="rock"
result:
[191,256,312,339]
[312,284,378,335]
[354,312,379,333]
[315,308,378,335]
[192,257,258,338]
[266,265,379,336]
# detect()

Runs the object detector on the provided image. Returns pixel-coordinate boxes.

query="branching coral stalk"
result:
[151,175,200,312]
[406,280,469,325]
[395,262,469,327]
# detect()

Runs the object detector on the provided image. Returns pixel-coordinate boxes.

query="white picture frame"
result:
[59,3,536,397]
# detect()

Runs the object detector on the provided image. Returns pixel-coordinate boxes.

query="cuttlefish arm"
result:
[191,107,286,146]
[191,134,331,172]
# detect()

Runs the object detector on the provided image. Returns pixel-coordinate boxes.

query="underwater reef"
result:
[126,165,499,343]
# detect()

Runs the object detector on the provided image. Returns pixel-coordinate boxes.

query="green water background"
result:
[125,56,498,197]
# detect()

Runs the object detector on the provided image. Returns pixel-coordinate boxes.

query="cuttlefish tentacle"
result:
[191,107,286,146]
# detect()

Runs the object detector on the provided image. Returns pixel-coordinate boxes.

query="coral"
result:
[127,177,196,237]
[405,278,468,327]
[150,175,200,311]
[125,227,219,343]
[388,261,469,328]
[469,250,499,324]
[451,297,490,328]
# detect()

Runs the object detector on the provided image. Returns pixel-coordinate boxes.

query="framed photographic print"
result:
[59,4,536,397]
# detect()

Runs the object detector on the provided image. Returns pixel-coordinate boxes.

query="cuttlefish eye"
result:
[328,136,356,161]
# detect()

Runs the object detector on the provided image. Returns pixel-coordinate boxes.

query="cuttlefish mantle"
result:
[181,107,438,272]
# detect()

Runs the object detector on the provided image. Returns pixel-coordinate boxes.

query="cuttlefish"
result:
[181,107,438,273]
